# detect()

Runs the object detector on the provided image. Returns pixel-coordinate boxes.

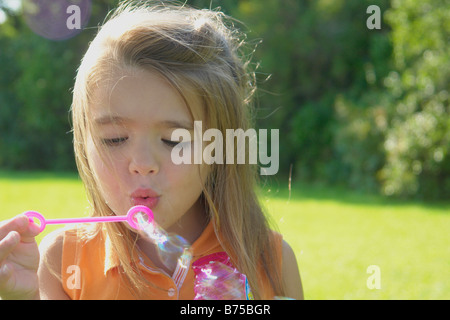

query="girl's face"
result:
[86,67,209,242]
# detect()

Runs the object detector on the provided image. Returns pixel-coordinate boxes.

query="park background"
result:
[0,0,448,299]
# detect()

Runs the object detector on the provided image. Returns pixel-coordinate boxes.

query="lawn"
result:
[1,171,449,299]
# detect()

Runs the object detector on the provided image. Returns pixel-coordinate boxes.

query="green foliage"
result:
[380,0,450,199]
[333,91,390,192]
[10,34,75,170]
[235,0,393,185]
[0,0,117,170]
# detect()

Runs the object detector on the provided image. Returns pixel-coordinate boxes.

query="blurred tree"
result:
[380,0,450,199]
[0,0,118,170]
[233,0,392,184]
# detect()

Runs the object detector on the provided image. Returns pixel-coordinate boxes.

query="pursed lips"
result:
[131,188,160,209]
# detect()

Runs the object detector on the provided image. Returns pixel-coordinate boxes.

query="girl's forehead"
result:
[88,66,203,125]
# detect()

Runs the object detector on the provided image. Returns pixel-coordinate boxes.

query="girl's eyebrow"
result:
[94,116,193,130]
[94,115,132,125]
[160,120,194,130]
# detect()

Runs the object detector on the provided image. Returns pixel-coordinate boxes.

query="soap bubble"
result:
[23,0,91,41]
[135,212,192,273]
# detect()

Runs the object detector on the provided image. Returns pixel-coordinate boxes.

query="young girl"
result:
[0,1,302,300]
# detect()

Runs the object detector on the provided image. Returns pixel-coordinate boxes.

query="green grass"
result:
[0,171,88,244]
[1,171,449,299]
[259,181,450,299]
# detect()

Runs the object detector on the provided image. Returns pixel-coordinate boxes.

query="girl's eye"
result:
[162,139,180,148]
[101,137,128,146]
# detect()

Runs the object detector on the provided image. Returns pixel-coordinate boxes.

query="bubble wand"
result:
[24,205,192,274]
[23,205,153,233]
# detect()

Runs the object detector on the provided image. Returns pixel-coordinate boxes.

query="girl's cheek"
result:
[87,135,125,169]
[86,136,121,190]
[168,162,210,191]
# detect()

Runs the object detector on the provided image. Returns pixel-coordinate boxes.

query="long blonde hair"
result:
[71,0,284,299]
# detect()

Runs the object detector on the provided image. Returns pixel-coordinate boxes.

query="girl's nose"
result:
[129,142,159,176]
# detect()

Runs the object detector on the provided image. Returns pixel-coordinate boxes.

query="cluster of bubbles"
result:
[192,252,253,300]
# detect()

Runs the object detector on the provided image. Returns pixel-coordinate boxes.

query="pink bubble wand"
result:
[23,205,153,233]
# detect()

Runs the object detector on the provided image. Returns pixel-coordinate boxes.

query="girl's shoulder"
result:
[39,227,66,267]
[280,239,304,300]
[38,225,100,299]
[39,224,97,259]
[38,227,69,299]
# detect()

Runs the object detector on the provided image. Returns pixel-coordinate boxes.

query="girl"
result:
[0,1,302,300]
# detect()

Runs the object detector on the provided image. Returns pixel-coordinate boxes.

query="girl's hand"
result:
[0,215,41,300]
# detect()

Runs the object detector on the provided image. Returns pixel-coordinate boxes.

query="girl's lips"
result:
[131,188,160,209]
[131,196,159,209]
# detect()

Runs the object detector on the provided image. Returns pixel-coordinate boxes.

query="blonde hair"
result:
[71,0,284,299]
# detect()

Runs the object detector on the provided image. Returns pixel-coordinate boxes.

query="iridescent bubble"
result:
[135,212,192,273]
[23,0,91,41]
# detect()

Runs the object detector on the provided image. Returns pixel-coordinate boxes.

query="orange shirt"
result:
[61,221,282,299]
